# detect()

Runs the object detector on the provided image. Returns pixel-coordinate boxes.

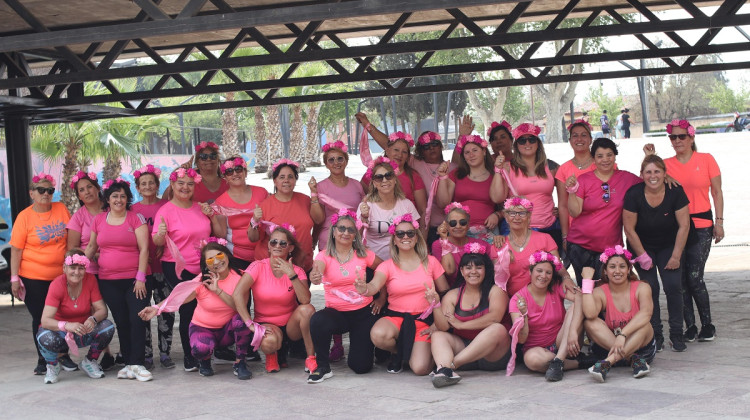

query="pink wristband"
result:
[310,193,318,198]
[365,123,373,132]
[581,278,595,294]
[250,217,260,229]
[566,180,580,194]
[494,167,502,174]
[11,275,20,283]
[438,175,448,180]
[136,271,147,283]
[58,321,68,331]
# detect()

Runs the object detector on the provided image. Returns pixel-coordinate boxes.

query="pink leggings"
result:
[188,314,252,361]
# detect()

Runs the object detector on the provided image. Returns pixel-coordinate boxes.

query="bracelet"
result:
[58,321,68,332]
[494,166,502,174]
[289,274,299,282]
[716,223,723,227]
[10,275,20,283]
[566,180,580,194]
[217,289,224,296]
[716,217,724,220]
[89,316,97,323]
[311,200,319,204]
[250,218,260,229]
[135,271,147,283]
[365,123,373,132]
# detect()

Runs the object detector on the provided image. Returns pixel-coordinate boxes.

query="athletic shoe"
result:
[698,324,716,342]
[114,352,125,366]
[213,347,236,365]
[304,355,317,373]
[246,349,262,362]
[44,363,61,384]
[34,360,47,375]
[265,352,280,373]
[387,357,403,374]
[143,357,154,370]
[670,334,687,352]
[329,342,345,362]
[588,360,611,383]
[160,354,176,369]
[233,360,253,380]
[117,365,132,379]
[80,357,105,379]
[374,347,390,364]
[58,354,79,372]
[100,353,115,371]
[432,366,462,388]
[184,356,198,372]
[631,356,650,378]
[307,367,333,384]
[545,358,564,382]
[130,365,153,382]
[684,325,698,342]
[198,359,214,377]
[655,335,664,353]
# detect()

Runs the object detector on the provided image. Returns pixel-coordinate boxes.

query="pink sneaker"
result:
[304,355,317,373]
[329,343,344,362]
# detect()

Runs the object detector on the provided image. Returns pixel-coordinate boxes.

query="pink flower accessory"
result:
[528,250,563,272]
[503,196,534,211]
[666,119,696,137]
[330,208,366,230]
[269,222,297,238]
[512,123,542,140]
[387,213,419,235]
[102,177,130,191]
[169,168,202,183]
[271,158,299,173]
[133,165,161,180]
[32,173,56,187]
[388,131,415,148]
[195,141,219,153]
[417,131,441,145]
[64,254,91,269]
[220,157,247,174]
[567,119,593,133]
[487,121,513,138]
[464,242,486,255]
[599,245,633,264]
[363,156,401,180]
[69,171,98,190]
[321,140,348,153]
[200,237,228,248]
[456,134,488,154]
[444,202,470,215]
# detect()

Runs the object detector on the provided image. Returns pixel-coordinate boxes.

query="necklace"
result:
[67,282,81,308]
[335,248,354,276]
[469,170,489,181]
[509,230,531,252]
[572,156,593,170]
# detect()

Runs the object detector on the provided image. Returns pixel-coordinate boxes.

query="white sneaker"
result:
[80,357,104,379]
[44,363,61,384]
[130,365,153,382]
[117,365,132,379]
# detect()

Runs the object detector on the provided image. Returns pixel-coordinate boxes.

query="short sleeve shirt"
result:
[10,202,70,281]
[315,250,376,311]
[254,193,315,271]
[214,186,269,261]
[45,273,102,323]
[315,178,364,251]
[357,199,420,261]
[92,211,145,280]
[132,199,168,274]
[664,153,720,228]
[623,183,690,250]
[192,271,242,328]
[376,256,444,314]
[247,259,308,326]
[67,207,100,274]
[152,201,211,275]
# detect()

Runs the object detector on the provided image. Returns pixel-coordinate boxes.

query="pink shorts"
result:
[384,316,431,343]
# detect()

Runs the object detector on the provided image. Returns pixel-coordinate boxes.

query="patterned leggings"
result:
[36,320,115,363]
[144,273,174,359]
[188,314,252,361]
[683,227,713,328]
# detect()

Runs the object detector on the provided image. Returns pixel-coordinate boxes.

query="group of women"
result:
[10,117,723,387]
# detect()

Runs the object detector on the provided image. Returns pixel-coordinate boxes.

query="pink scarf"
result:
[66,333,79,356]
[500,168,518,196]
[493,244,511,291]
[424,177,441,227]
[153,274,202,315]
[506,316,525,376]
[164,233,187,277]
[359,127,373,167]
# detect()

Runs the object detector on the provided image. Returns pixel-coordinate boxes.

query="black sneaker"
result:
[655,335,664,353]
[143,357,155,370]
[246,349,262,362]
[387,356,403,374]
[307,366,333,384]
[374,347,390,364]
[160,354,176,369]
[213,347,236,365]
[184,356,198,372]
[670,334,687,352]
[33,360,47,375]
[432,366,461,388]
[58,354,79,372]
[545,358,564,382]
[233,360,253,380]
[631,356,650,378]
[198,359,214,377]
[100,353,115,371]
[698,324,716,342]
[588,360,611,383]
[114,352,125,366]
[684,325,698,342]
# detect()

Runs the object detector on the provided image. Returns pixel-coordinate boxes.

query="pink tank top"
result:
[601,281,641,331]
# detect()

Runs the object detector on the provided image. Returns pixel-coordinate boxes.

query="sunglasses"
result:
[395,230,417,239]
[448,219,469,227]
[35,187,55,195]
[198,153,218,161]
[601,182,611,203]
[269,239,289,248]
[223,167,244,175]
[505,211,528,218]
[420,141,442,150]
[326,156,346,165]
[516,136,538,145]
[335,225,357,234]
[205,252,226,265]
[668,134,689,141]
[372,172,396,182]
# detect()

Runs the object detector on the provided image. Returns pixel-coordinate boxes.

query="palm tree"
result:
[221,91,240,157]
[304,102,323,167]
[253,107,269,173]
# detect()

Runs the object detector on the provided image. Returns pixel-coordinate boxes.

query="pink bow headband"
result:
[65,254,91,269]
[322,141,348,153]
[388,131,415,148]
[133,165,161,180]
[528,250,563,272]
[170,168,202,183]
[456,135,488,154]
[32,173,56,187]
[665,119,695,137]
[487,121,513,138]
[195,141,219,153]
[70,171,98,189]
[388,213,419,235]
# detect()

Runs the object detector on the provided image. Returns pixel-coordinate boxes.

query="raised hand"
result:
[643,143,656,156]
[200,202,215,217]
[565,174,578,189]
[517,296,527,315]
[139,306,158,321]
[157,216,167,237]
[459,115,474,136]
[424,282,439,305]
[437,161,450,178]
[252,204,262,223]
[354,112,370,127]
[309,264,323,285]
[353,267,367,295]
[494,153,505,169]
[437,221,449,239]
[359,200,370,220]
[308,176,318,194]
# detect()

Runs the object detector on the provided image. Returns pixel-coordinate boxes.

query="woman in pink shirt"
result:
[582,246,656,382]
[234,226,316,374]
[163,142,228,203]
[152,168,213,371]
[432,203,490,287]
[67,170,103,276]
[139,241,253,380]
[86,178,152,382]
[356,214,448,376]
[487,120,514,164]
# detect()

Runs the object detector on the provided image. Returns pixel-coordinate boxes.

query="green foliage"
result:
[708,81,750,113]
[585,84,625,125]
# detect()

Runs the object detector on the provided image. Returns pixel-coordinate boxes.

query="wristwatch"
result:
[614,328,627,338]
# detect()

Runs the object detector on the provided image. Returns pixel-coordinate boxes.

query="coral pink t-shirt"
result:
[214,186,269,262]
[152,201,211,275]
[567,170,641,252]
[411,158,457,227]
[192,178,229,204]
[315,250,376,311]
[376,257,444,314]
[92,211,145,280]
[430,237,489,288]
[505,231,558,299]
[448,169,495,227]
[509,283,566,351]
[192,270,242,329]
[67,207,101,274]
[132,200,168,275]
[46,273,102,324]
[357,199,420,261]
[507,165,556,229]
[255,193,314,272]
[316,177,365,251]
[664,152,721,229]
[246,259,308,326]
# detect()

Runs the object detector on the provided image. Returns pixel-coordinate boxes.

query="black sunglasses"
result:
[420,141,442,150]
[269,239,289,248]
[395,230,417,239]
[448,219,469,227]
[601,182,610,203]
[198,153,218,160]
[372,172,396,182]
[668,134,689,141]
[223,167,244,175]
[516,136,539,145]
[35,187,55,195]
[335,225,357,234]
[326,156,346,164]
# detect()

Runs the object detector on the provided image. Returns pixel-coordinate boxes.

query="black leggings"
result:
[98,278,151,366]
[162,261,198,363]
[634,246,684,338]
[21,277,52,361]
[310,306,377,374]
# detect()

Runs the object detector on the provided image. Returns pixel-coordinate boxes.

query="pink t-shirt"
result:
[357,199,419,261]
[555,160,599,229]
[192,270,242,329]
[255,193,315,271]
[507,165,556,229]
[46,273,102,324]
[567,170,641,252]
[664,153,721,229]
[67,207,101,274]
[448,169,495,227]
[192,178,229,204]
[92,211,146,280]
[152,201,211,275]
[411,158,457,227]
[361,170,426,209]
[315,250,376,311]
[509,283,566,351]
[316,177,365,251]
[132,200,168,275]
[376,257,445,314]
[214,186,269,262]
[430,237,489,287]
[246,259,308,326]
[506,231,558,299]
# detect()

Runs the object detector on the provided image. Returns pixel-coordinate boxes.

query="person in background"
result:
[600,110,610,139]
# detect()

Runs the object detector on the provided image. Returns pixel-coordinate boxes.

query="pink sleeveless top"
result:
[601,281,641,331]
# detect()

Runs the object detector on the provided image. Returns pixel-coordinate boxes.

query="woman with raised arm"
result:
[487,120,514,163]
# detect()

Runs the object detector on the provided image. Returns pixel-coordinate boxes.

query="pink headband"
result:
[487,121,513,138]
[221,158,247,174]
[269,223,296,238]
[322,141,348,153]
[504,196,534,211]
[32,173,56,187]
[200,237,228,247]
[388,132,415,148]
[456,135,488,154]
[599,245,633,264]
[70,171,98,190]
[102,177,130,191]
[665,119,696,137]
[444,202,470,215]
[388,213,419,235]
[133,165,161,180]
[417,131,441,145]
[64,254,91,269]
[512,123,542,140]
[364,156,401,180]
[195,141,219,153]
[271,158,299,173]
[330,208,366,230]
[170,168,202,183]
[528,250,563,271]
[567,119,593,133]
[464,242,486,254]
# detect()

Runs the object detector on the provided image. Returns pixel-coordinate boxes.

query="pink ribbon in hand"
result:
[331,289,365,305]
[424,177,440,227]
[633,253,653,271]
[65,333,79,357]
[153,274,202,315]
[359,126,373,167]
[245,320,266,352]
[418,300,440,320]
[493,244,511,291]
[164,233,187,277]
[440,239,459,257]
[506,315,525,376]
[498,168,518,197]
